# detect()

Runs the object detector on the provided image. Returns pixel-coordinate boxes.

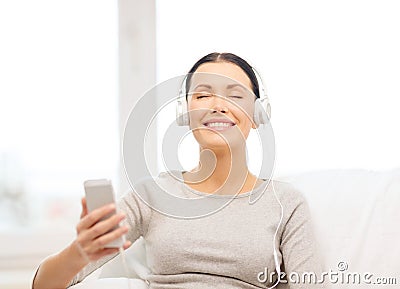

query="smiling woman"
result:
[32,52,327,289]
[181,54,269,196]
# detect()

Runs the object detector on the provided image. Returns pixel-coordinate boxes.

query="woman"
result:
[32,52,326,289]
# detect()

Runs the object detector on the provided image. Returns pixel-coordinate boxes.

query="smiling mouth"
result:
[203,122,236,131]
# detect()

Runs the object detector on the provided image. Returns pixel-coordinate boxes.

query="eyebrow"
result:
[192,83,247,90]
[192,84,212,90]
[226,83,247,90]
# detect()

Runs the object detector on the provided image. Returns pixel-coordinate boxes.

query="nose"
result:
[211,95,229,113]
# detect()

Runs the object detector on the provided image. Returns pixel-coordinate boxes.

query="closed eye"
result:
[195,92,212,99]
[196,95,210,99]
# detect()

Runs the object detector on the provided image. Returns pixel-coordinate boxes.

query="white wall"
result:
[0,0,120,228]
[0,1,125,288]
[118,0,157,193]
[156,0,400,177]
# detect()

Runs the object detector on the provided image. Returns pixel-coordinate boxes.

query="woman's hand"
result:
[32,198,132,289]
[73,197,132,264]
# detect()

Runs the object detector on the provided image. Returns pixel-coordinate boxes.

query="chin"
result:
[196,135,245,152]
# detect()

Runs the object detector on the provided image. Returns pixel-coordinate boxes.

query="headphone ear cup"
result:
[176,96,190,126]
[265,99,271,120]
[253,98,271,126]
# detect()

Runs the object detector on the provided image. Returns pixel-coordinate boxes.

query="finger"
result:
[92,225,129,251]
[77,238,131,262]
[122,240,132,250]
[80,197,88,219]
[77,203,116,232]
[84,213,126,241]
[90,248,120,260]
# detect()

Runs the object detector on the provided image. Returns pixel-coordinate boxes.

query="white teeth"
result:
[206,122,233,127]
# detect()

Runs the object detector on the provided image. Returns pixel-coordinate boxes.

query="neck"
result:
[184,143,257,195]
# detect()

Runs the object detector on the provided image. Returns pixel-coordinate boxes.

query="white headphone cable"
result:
[252,177,284,289]
[248,121,284,288]
[270,179,284,288]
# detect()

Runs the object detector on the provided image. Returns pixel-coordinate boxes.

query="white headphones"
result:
[175,66,271,127]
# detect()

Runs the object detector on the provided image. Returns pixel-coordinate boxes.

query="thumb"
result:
[80,197,88,219]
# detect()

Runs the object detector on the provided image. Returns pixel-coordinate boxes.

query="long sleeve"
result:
[279,189,328,288]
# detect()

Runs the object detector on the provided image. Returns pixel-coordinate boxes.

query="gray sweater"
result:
[67,170,327,288]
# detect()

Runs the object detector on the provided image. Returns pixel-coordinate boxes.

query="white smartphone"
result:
[83,179,126,248]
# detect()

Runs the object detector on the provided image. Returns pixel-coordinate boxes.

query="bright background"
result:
[0,0,119,231]
[156,0,400,176]
[0,1,399,288]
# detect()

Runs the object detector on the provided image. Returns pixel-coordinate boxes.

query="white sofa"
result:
[70,169,400,289]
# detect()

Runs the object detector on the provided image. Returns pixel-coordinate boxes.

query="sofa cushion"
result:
[277,168,400,278]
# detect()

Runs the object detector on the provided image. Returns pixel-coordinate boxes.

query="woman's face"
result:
[187,62,257,150]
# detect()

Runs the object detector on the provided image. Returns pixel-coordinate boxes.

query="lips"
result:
[202,118,236,131]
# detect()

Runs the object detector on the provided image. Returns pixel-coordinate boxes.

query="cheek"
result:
[188,103,201,125]
[233,103,254,138]
[188,102,212,131]
[233,102,254,125]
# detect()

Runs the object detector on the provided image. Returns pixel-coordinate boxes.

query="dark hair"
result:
[185,52,260,100]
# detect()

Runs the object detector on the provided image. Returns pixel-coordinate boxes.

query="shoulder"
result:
[119,172,170,199]
[117,170,185,211]
[268,179,312,225]
[116,175,159,214]
[270,179,307,207]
